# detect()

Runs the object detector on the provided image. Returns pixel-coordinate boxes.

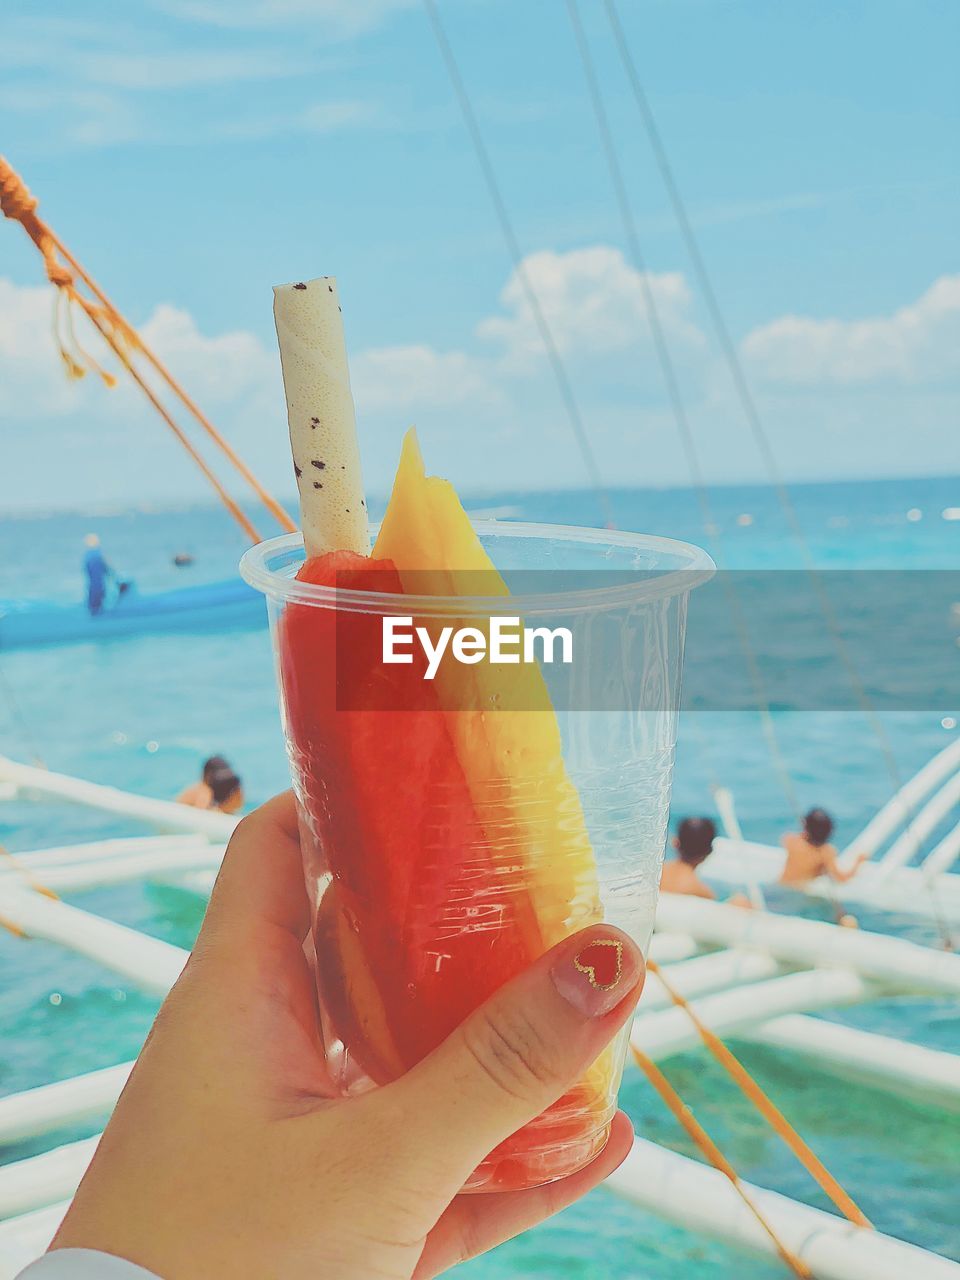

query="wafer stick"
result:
[273,276,369,556]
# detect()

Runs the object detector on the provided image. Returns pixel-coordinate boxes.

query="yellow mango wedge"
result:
[374,428,602,947]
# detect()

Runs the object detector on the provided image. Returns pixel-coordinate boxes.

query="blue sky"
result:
[1,0,958,512]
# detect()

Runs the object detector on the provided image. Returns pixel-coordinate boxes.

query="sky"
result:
[1,0,958,513]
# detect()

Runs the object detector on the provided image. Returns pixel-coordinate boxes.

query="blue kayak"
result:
[0,577,265,650]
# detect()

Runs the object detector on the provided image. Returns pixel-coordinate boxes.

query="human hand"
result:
[51,793,644,1279]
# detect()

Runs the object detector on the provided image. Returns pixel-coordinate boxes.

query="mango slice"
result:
[374,428,603,946]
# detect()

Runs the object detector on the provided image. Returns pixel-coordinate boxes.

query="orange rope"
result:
[47,229,297,535]
[80,304,263,543]
[647,959,873,1228]
[0,159,71,290]
[631,1044,812,1279]
[0,843,58,938]
[0,155,294,541]
[0,845,59,901]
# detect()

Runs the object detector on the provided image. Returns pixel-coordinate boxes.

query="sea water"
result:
[0,475,958,1274]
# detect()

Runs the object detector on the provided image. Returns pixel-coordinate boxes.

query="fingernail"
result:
[550,930,642,1018]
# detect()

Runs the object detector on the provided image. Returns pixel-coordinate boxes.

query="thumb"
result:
[390,925,643,1187]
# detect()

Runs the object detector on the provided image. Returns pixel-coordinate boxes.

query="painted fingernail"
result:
[550,931,642,1018]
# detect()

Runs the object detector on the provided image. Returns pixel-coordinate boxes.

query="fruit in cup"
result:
[279,432,615,1188]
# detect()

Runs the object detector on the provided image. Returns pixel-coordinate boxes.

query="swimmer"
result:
[208,766,244,815]
[177,755,240,811]
[660,817,718,900]
[780,807,868,886]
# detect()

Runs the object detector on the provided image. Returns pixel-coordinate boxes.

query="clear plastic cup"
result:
[241,521,713,1192]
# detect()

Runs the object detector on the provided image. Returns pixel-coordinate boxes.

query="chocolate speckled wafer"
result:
[273,276,369,557]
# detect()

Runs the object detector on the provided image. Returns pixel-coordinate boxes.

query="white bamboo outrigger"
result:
[1,750,959,1279]
[0,756,239,841]
[703,738,960,925]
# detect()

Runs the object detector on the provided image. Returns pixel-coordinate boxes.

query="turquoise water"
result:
[1,475,959,1273]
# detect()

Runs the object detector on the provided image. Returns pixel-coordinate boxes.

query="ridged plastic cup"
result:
[241,521,713,1192]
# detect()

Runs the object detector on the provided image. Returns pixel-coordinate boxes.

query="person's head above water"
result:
[674,817,717,867]
[202,755,230,785]
[84,533,100,549]
[803,807,834,847]
[209,768,243,813]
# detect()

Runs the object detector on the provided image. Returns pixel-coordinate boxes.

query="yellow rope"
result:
[0,843,59,939]
[0,844,60,901]
[647,959,872,1227]
[48,231,297,535]
[631,1043,813,1278]
[0,154,295,543]
[79,303,265,544]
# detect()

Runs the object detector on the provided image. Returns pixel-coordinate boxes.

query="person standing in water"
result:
[780,807,868,886]
[83,534,113,616]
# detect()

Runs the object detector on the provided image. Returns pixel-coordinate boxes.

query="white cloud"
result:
[0,79,377,149]
[0,280,82,415]
[148,0,415,36]
[0,86,144,148]
[356,246,709,411]
[0,282,278,425]
[742,274,960,386]
[0,280,294,513]
[3,257,959,512]
[352,345,495,413]
[689,191,828,229]
[0,12,376,150]
[82,48,295,91]
[0,19,295,90]
[478,246,705,371]
[138,305,278,405]
[216,99,379,141]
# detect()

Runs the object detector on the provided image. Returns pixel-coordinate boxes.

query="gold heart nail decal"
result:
[573,938,623,991]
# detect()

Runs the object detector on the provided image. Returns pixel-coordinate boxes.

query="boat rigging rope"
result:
[0,155,296,545]
[567,7,880,1232]
[600,2,953,948]
[80,301,265,544]
[630,1043,814,1279]
[421,0,616,532]
[45,223,298,539]
[565,0,805,914]
[431,8,872,1248]
[646,958,873,1228]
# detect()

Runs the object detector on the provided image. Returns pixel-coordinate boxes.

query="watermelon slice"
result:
[280,551,540,1076]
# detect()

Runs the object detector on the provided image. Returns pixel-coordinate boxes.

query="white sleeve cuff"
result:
[17,1250,161,1279]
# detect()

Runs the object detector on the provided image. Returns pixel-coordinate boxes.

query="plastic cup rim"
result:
[239,522,716,617]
